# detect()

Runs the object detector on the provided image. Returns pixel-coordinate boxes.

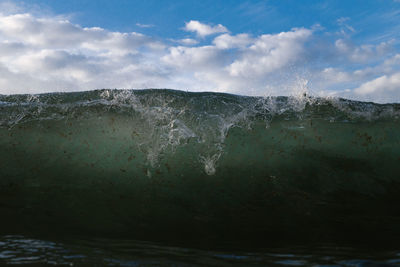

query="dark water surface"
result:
[1,89,400,265]
[1,235,400,266]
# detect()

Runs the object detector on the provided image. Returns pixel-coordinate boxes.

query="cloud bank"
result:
[0,7,399,103]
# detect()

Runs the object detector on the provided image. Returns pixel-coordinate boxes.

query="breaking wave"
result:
[1,89,400,245]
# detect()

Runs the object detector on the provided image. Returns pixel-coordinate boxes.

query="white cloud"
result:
[213,33,253,49]
[0,1,24,14]
[163,45,228,70]
[227,28,312,78]
[0,13,153,52]
[353,72,400,102]
[175,38,199,45]
[0,4,399,103]
[0,11,169,94]
[335,38,394,63]
[183,20,228,37]
[321,68,352,84]
[159,28,315,95]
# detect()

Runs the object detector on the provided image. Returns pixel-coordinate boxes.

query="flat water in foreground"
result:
[1,235,400,266]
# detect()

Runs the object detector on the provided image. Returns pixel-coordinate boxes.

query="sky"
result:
[0,0,400,102]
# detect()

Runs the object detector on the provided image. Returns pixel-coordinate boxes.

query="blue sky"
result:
[21,0,396,38]
[0,0,400,102]
[19,0,399,43]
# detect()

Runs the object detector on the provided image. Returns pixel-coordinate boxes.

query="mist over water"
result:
[1,89,400,265]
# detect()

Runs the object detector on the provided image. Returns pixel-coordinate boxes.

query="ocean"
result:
[1,89,400,266]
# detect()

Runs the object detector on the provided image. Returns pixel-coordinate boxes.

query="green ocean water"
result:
[1,89,400,265]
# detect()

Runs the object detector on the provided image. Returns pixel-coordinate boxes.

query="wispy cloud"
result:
[136,23,154,28]
[336,17,356,36]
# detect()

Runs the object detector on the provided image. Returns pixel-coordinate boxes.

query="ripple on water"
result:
[1,235,400,266]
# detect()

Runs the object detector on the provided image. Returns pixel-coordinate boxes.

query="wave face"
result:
[1,89,400,246]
